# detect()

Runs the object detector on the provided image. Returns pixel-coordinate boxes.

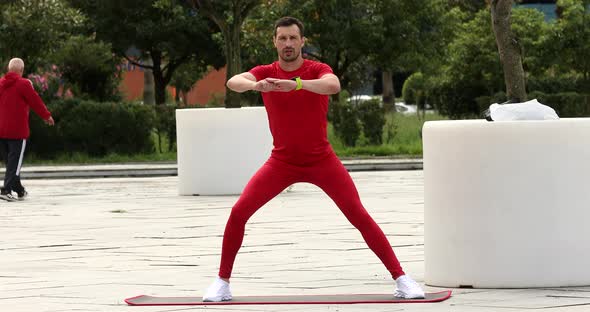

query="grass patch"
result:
[26,151,176,165]
[20,112,447,165]
[329,112,447,157]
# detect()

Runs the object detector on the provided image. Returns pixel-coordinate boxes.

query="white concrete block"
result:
[176,107,273,195]
[423,118,590,288]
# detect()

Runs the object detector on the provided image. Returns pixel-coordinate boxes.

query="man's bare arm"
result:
[226,72,257,93]
[227,72,279,93]
[301,74,341,95]
[265,74,341,95]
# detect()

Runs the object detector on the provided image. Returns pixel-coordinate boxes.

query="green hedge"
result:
[528,92,590,117]
[402,72,427,107]
[29,99,157,158]
[357,99,385,145]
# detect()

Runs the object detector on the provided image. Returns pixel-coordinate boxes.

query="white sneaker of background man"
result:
[394,275,425,299]
[202,277,232,302]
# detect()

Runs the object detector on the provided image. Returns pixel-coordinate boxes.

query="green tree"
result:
[372,0,448,109]
[190,0,261,108]
[430,7,548,118]
[170,59,209,105]
[70,0,223,105]
[52,35,122,102]
[552,0,590,90]
[0,0,85,72]
[448,0,489,13]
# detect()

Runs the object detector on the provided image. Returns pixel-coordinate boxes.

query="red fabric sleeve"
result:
[19,80,51,120]
[315,62,334,78]
[249,64,273,81]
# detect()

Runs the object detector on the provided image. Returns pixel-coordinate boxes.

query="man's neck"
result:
[278,57,304,72]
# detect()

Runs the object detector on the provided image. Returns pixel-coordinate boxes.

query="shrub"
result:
[402,72,428,107]
[429,78,484,119]
[357,99,385,145]
[155,104,177,152]
[475,91,507,113]
[28,99,156,158]
[529,91,590,117]
[329,92,361,147]
[52,36,122,102]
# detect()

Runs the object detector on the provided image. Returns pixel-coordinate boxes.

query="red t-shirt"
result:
[249,60,335,165]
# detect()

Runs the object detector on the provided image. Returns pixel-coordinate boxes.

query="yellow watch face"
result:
[294,77,302,90]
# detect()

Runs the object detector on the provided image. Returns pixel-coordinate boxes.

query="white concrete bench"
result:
[175,107,272,195]
[423,118,590,288]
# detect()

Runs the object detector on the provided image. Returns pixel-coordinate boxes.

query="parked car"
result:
[347,95,418,114]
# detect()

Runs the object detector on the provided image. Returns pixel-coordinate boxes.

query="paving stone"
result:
[1,171,589,311]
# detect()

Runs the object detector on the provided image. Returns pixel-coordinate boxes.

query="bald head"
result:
[8,58,24,75]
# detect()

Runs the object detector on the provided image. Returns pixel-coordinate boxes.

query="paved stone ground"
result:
[1,171,589,312]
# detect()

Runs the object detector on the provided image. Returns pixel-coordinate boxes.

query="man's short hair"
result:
[274,16,304,37]
[8,58,25,72]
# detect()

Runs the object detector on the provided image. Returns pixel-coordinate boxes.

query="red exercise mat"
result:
[125,290,452,306]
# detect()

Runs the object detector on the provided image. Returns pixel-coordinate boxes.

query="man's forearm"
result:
[226,74,256,93]
[301,75,341,95]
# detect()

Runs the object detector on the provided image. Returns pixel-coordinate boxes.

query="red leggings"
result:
[218,153,405,280]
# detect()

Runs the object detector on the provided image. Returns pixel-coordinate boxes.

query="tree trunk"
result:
[223,26,242,108]
[192,0,260,108]
[142,58,155,105]
[151,51,167,105]
[491,0,527,102]
[382,70,395,111]
[175,89,181,105]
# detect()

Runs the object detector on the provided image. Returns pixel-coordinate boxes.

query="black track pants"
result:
[0,139,26,194]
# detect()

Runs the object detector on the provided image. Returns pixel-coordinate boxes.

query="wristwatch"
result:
[291,76,303,90]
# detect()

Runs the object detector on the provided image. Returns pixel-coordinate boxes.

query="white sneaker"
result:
[0,192,17,202]
[202,277,232,302]
[394,275,425,299]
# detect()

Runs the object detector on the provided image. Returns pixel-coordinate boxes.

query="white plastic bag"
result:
[488,99,559,121]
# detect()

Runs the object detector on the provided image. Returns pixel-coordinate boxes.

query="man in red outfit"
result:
[202,17,424,302]
[0,58,54,201]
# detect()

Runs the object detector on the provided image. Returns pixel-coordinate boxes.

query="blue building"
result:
[517,0,557,21]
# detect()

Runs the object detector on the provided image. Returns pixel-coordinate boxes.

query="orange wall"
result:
[185,67,227,106]
[120,67,144,101]
[120,62,227,106]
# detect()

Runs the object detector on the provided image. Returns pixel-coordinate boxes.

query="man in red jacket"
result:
[0,58,54,202]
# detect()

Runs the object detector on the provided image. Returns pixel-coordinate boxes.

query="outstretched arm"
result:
[300,73,341,95]
[266,73,341,95]
[226,72,256,93]
[227,72,277,93]
[21,81,54,126]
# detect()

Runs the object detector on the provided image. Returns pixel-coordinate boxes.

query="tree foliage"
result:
[52,35,122,102]
[429,7,549,118]
[190,0,261,108]
[70,0,223,104]
[552,0,590,90]
[0,0,86,72]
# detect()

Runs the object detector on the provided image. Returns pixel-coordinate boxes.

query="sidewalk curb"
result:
[9,159,423,179]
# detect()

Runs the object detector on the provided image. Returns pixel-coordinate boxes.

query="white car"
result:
[347,95,417,114]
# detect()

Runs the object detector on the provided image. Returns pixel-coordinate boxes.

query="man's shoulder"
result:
[251,62,277,70]
[303,59,330,68]
[303,59,333,74]
[14,77,33,86]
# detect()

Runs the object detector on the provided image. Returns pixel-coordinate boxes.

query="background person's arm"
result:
[20,80,54,125]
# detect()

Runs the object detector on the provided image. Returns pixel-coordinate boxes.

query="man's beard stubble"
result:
[280,49,300,62]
